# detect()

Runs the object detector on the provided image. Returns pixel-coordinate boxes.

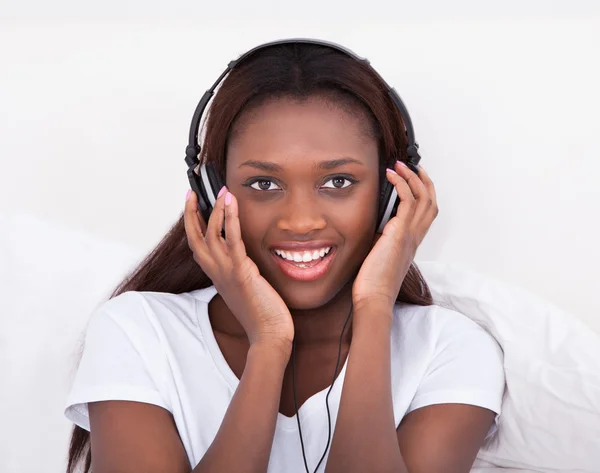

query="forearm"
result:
[194,342,291,473]
[325,307,408,473]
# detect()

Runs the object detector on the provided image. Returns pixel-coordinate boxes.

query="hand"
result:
[184,187,294,351]
[352,161,439,316]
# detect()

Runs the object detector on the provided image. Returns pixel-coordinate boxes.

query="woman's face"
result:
[226,96,380,310]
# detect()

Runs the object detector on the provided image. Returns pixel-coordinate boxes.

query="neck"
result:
[289,281,354,348]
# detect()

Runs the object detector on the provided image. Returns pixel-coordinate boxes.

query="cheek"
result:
[236,202,269,252]
[341,213,377,257]
[336,183,380,233]
[329,191,379,251]
[352,185,380,253]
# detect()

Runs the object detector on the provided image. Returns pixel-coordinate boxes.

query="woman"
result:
[65,39,505,473]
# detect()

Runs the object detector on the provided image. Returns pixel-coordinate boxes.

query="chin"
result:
[264,272,354,312]
[277,285,339,311]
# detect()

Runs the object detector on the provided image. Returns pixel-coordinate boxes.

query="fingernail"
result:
[397,160,408,168]
[386,168,397,174]
[186,189,192,201]
[217,186,227,198]
[225,192,232,206]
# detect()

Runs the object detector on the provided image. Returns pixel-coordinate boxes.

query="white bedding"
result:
[418,261,600,473]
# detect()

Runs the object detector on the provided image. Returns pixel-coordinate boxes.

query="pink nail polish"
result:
[185,189,192,201]
[386,168,397,174]
[217,186,227,198]
[397,160,408,168]
[225,192,232,205]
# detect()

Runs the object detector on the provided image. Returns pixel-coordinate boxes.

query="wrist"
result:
[352,300,394,333]
[352,296,394,315]
[249,338,292,365]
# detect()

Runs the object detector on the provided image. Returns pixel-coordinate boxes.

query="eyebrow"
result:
[238,157,364,172]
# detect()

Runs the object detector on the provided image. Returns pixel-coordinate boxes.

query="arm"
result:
[324,303,407,473]
[396,403,496,473]
[324,304,497,473]
[196,342,291,472]
[89,341,291,473]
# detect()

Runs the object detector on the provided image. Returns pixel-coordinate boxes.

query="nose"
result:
[276,192,327,235]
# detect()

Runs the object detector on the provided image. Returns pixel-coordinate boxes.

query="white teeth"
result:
[274,247,332,263]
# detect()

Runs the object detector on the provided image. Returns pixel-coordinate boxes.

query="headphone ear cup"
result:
[205,162,225,195]
[187,162,209,221]
[189,162,224,223]
[376,180,400,233]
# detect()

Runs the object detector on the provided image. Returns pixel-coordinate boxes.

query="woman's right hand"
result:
[184,186,294,353]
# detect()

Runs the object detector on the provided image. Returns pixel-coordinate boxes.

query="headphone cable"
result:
[292,302,353,473]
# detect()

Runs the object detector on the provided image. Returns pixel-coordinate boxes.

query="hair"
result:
[66,41,434,473]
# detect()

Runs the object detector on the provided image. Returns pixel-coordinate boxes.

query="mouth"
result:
[270,246,337,282]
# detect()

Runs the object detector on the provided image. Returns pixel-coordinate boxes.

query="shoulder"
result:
[393,302,500,354]
[78,287,218,355]
[91,286,218,331]
[391,302,504,393]
[393,303,505,421]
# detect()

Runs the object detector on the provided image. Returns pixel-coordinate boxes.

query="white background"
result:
[1,1,599,472]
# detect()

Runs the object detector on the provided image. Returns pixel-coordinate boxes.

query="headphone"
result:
[184,38,422,235]
[184,38,423,472]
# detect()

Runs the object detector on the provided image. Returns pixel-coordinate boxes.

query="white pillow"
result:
[0,211,143,473]
[417,260,600,472]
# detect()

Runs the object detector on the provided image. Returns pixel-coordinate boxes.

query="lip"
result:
[270,246,337,282]
[269,240,337,251]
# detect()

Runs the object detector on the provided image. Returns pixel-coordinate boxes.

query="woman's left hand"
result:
[352,160,439,317]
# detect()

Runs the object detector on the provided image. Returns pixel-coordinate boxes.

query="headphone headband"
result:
[184,38,421,172]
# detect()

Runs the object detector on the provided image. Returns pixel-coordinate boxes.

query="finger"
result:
[394,160,427,201]
[412,165,439,218]
[223,191,248,265]
[183,189,211,263]
[385,168,416,225]
[204,186,229,261]
[395,161,436,226]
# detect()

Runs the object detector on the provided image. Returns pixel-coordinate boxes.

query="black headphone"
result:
[184,38,423,473]
[184,38,422,235]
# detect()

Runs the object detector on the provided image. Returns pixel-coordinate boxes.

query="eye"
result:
[249,179,281,191]
[321,176,354,189]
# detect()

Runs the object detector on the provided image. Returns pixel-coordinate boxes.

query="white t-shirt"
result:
[64,286,505,472]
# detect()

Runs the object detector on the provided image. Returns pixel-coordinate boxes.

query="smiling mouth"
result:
[270,247,337,281]
[272,247,332,267]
